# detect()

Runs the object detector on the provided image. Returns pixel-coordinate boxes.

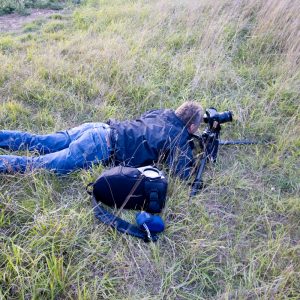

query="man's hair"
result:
[175,101,203,128]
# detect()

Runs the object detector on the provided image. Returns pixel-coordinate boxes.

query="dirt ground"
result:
[0,9,59,32]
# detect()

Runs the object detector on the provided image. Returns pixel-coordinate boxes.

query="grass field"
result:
[0,0,299,299]
[0,0,71,15]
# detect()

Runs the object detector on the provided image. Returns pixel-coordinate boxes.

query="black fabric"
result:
[92,196,158,242]
[107,109,194,180]
[144,180,166,213]
[91,166,167,213]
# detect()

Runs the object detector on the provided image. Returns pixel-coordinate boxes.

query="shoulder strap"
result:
[91,196,158,242]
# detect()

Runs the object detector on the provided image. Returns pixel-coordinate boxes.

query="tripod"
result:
[190,122,258,198]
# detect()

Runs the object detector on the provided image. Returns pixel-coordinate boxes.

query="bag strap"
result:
[114,172,145,214]
[91,196,158,242]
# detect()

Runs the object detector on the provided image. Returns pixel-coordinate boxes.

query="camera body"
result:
[203,107,233,127]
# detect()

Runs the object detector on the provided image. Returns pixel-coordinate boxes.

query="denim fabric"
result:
[0,123,109,154]
[0,123,111,174]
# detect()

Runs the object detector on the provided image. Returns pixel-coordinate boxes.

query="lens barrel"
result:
[217,111,232,124]
[203,108,233,125]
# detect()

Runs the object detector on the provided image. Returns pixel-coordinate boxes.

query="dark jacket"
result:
[108,109,194,180]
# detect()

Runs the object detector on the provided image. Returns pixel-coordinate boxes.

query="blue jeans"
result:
[0,123,111,174]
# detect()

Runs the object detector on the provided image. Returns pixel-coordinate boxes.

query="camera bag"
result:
[90,165,168,213]
[87,165,168,242]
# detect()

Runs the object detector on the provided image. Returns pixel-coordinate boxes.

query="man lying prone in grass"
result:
[0,101,203,179]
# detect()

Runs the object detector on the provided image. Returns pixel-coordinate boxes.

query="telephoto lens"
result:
[203,108,233,125]
[218,111,233,124]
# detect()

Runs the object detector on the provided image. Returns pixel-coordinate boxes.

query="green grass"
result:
[0,0,72,16]
[0,0,299,298]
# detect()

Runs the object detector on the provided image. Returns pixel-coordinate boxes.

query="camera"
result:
[203,107,233,126]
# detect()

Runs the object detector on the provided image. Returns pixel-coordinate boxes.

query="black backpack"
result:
[87,166,168,242]
[90,165,168,213]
